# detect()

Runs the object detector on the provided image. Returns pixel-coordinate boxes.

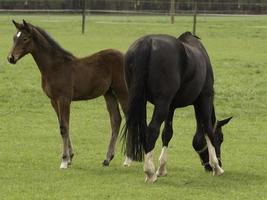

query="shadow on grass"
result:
[158,167,266,189]
[67,161,266,190]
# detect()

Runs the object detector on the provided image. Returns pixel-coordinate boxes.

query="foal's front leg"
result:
[51,99,72,169]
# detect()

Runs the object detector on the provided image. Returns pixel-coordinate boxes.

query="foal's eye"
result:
[23,38,28,42]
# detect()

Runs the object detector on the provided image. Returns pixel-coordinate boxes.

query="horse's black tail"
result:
[122,39,152,161]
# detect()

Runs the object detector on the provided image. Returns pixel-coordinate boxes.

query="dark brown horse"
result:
[8,20,128,168]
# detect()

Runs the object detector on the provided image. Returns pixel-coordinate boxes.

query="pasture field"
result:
[0,14,266,199]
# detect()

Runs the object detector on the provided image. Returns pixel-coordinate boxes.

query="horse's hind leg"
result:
[156,108,175,177]
[144,101,170,183]
[103,89,122,166]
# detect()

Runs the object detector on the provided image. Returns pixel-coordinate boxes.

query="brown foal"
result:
[8,20,128,168]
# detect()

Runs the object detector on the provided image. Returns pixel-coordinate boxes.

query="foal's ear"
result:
[217,117,233,127]
[12,20,23,30]
[22,19,32,33]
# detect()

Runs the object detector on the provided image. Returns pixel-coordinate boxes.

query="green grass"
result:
[0,14,267,199]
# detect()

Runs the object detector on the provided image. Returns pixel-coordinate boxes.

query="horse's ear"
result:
[22,19,32,33]
[12,20,22,30]
[217,117,232,127]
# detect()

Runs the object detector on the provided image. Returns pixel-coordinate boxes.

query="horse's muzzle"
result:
[7,54,16,64]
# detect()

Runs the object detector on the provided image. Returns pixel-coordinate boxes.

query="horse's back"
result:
[125,32,213,107]
[172,32,214,107]
[72,49,124,100]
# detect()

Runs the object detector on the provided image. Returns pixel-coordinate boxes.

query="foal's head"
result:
[8,20,35,64]
[194,117,232,171]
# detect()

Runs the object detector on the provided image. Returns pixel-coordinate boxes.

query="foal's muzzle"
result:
[7,54,16,64]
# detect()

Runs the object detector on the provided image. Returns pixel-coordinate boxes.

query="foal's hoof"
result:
[103,160,110,166]
[60,161,68,169]
[102,155,114,166]
[123,157,133,167]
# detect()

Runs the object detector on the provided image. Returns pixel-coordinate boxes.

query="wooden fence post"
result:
[82,0,86,34]
[170,0,175,24]
[192,0,198,35]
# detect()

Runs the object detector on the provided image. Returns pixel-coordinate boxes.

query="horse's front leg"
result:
[51,99,72,169]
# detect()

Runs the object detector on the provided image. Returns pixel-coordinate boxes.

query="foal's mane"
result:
[31,24,75,60]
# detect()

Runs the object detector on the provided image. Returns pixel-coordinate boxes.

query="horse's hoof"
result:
[156,169,167,177]
[204,164,213,172]
[145,174,157,183]
[213,166,224,176]
[103,160,110,166]
[60,161,68,169]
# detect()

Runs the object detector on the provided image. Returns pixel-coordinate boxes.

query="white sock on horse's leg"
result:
[205,135,224,176]
[144,151,157,183]
[156,146,168,177]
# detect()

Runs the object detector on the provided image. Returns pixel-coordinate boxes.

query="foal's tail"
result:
[122,39,152,161]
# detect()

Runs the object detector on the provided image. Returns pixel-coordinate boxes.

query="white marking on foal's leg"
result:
[123,156,133,167]
[60,161,68,169]
[204,135,224,176]
[144,151,157,183]
[60,136,70,169]
[156,146,168,177]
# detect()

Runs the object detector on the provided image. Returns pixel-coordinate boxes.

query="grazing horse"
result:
[8,20,128,168]
[123,32,232,183]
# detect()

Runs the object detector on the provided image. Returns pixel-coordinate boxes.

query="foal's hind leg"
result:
[67,136,74,165]
[156,108,174,177]
[51,99,72,169]
[116,93,133,167]
[144,101,170,183]
[103,89,122,166]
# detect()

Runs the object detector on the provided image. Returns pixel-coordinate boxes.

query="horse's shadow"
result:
[71,163,265,189]
[159,167,266,189]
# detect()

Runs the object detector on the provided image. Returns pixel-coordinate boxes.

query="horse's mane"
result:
[178,31,201,41]
[31,24,75,60]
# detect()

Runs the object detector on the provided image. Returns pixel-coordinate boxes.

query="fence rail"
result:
[2,0,267,34]
[1,0,267,15]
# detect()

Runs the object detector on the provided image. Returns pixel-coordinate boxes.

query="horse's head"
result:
[193,117,232,172]
[8,20,34,64]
